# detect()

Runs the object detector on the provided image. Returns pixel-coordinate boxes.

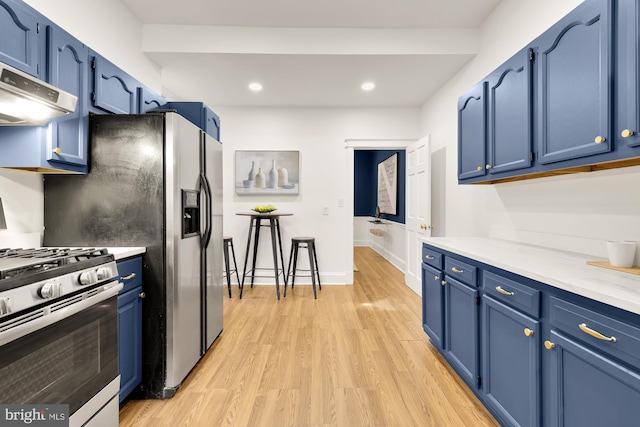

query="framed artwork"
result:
[377,152,398,215]
[235,150,300,195]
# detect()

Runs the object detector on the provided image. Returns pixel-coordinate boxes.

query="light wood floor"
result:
[119,247,499,427]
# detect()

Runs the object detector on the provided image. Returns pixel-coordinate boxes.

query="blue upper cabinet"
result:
[458,82,487,181]
[162,102,221,140]
[487,47,534,176]
[138,87,166,113]
[45,25,89,169]
[0,0,40,77]
[615,0,640,151]
[91,52,137,114]
[535,0,613,166]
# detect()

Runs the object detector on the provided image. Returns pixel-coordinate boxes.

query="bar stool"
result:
[285,237,321,299]
[223,236,241,298]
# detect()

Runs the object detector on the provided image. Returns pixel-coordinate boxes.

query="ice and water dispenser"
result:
[182,190,200,238]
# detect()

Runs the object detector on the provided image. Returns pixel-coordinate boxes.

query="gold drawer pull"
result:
[524,328,534,337]
[579,323,616,343]
[139,292,146,299]
[425,255,434,260]
[441,280,446,286]
[544,340,556,350]
[594,136,606,144]
[451,267,464,274]
[434,276,439,281]
[496,286,515,296]
[121,273,137,281]
[476,166,482,171]
[621,129,634,138]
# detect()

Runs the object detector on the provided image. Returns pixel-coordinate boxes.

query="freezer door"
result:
[203,133,224,351]
[164,113,202,391]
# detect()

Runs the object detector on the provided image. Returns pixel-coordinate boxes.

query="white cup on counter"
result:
[606,241,637,268]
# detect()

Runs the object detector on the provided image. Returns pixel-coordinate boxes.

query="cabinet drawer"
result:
[483,271,540,318]
[444,256,478,287]
[422,245,443,269]
[117,257,142,294]
[550,296,640,368]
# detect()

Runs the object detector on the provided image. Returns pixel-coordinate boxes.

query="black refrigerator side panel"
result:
[44,113,167,398]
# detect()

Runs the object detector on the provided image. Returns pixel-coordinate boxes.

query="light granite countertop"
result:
[420,237,640,316]
[105,247,146,261]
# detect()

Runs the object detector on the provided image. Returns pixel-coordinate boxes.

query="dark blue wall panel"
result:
[354,149,405,224]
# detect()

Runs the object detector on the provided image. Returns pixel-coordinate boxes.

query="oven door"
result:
[0,281,122,421]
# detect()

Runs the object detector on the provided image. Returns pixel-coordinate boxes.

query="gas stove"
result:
[0,247,118,320]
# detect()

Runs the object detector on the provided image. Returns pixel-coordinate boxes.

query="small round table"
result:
[236,212,293,300]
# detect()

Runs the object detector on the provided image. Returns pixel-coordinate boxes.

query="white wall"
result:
[0,169,42,247]
[216,107,420,284]
[421,0,640,263]
[354,217,406,272]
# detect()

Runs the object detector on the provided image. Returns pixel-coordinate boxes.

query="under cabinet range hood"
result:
[0,61,77,126]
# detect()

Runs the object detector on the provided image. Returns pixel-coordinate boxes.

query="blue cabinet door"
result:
[0,0,40,77]
[487,47,533,175]
[547,330,640,427]
[92,53,137,114]
[458,82,487,181]
[118,286,143,402]
[483,297,540,427]
[138,86,166,113]
[45,25,88,169]
[535,0,613,165]
[422,263,444,349]
[444,275,479,388]
[616,0,640,150]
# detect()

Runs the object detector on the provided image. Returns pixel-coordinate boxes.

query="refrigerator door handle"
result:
[200,172,212,249]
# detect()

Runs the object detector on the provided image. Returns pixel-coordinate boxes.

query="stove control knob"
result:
[0,297,11,316]
[38,283,61,299]
[78,271,98,286]
[96,267,114,281]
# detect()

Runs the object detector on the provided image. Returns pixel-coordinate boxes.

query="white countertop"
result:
[421,237,640,316]
[105,247,146,260]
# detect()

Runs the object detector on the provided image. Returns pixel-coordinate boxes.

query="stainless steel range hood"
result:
[0,62,77,126]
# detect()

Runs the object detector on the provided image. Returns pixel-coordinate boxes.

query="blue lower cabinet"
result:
[444,275,479,388]
[422,263,444,349]
[547,330,640,427]
[118,285,142,402]
[483,296,540,427]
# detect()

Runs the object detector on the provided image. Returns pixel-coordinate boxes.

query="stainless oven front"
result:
[0,279,122,427]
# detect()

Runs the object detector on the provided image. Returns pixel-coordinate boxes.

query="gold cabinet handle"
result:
[139,292,146,299]
[476,166,482,171]
[53,147,62,154]
[121,273,136,281]
[425,255,434,260]
[496,286,515,296]
[434,276,439,281]
[544,340,556,350]
[485,164,492,169]
[451,267,464,274]
[524,328,534,337]
[428,224,435,230]
[578,323,616,342]
[594,136,606,144]
[621,129,634,138]
[441,280,446,286]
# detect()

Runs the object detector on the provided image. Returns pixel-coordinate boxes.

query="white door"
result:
[405,136,431,295]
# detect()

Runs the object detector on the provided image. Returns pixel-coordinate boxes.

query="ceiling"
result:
[119,0,501,108]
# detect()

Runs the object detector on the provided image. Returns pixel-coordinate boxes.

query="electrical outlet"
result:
[322,206,329,215]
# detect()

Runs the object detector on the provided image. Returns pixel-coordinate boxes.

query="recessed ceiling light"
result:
[361,81,375,91]
[248,82,263,92]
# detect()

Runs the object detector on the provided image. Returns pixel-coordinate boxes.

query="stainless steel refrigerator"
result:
[43,112,223,398]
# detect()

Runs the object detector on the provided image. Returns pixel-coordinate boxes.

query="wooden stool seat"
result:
[285,237,321,299]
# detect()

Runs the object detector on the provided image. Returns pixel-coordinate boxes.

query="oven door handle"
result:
[0,281,123,346]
